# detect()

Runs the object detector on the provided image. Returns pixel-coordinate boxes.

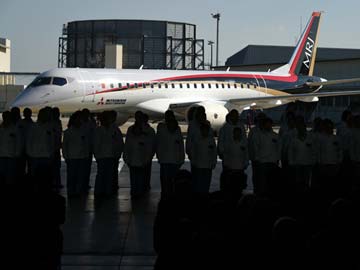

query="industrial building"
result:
[58,20,205,70]
[0,38,15,85]
[217,45,360,120]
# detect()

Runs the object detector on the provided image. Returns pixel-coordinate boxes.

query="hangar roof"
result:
[225,45,360,66]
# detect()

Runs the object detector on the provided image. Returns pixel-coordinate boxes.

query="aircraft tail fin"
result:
[272,11,322,76]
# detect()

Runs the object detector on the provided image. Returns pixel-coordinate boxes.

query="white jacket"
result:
[124,131,154,167]
[318,134,343,165]
[93,125,124,159]
[156,123,185,165]
[248,126,261,161]
[26,122,55,158]
[62,126,92,159]
[0,125,24,158]
[222,137,249,170]
[288,131,316,166]
[190,133,217,169]
[253,130,280,164]
[218,121,246,157]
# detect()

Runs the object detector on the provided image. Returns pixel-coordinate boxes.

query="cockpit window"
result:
[29,77,52,87]
[53,77,67,86]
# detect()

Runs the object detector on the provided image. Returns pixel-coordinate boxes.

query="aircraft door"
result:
[80,70,96,103]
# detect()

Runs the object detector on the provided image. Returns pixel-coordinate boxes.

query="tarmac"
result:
[60,158,254,269]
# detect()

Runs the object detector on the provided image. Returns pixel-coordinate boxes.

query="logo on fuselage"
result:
[303,36,315,69]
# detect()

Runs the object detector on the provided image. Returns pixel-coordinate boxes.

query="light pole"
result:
[211,12,220,66]
[208,40,214,68]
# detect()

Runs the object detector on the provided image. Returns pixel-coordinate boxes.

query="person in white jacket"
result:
[247,112,266,195]
[0,111,24,186]
[156,111,185,196]
[189,122,217,194]
[317,119,343,197]
[80,108,96,190]
[62,111,92,197]
[218,109,246,191]
[287,116,316,193]
[220,127,249,197]
[93,111,124,197]
[51,107,63,190]
[252,117,280,196]
[124,120,155,198]
[26,107,55,182]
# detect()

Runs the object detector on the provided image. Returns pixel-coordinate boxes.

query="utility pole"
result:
[211,13,220,66]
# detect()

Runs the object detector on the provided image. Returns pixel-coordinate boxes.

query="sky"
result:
[0,0,359,72]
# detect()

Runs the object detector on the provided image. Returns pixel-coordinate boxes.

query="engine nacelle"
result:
[187,102,229,131]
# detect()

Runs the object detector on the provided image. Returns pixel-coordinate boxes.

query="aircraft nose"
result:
[11,89,31,108]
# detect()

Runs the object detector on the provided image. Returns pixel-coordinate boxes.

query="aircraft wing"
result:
[306,78,360,87]
[228,90,360,107]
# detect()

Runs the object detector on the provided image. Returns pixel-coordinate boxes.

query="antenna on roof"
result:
[226,67,230,72]
[139,65,144,70]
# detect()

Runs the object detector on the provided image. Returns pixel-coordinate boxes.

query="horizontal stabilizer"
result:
[306,78,360,87]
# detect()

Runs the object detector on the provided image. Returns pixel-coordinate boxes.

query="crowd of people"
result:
[1,104,360,269]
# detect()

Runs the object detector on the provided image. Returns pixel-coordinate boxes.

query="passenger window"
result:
[135,83,138,88]
[208,84,211,88]
[194,84,197,89]
[127,83,130,88]
[228,84,231,88]
[180,84,183,88]
[247,84,250,88]
[171,83,175,88]
[222,84,225,88]
[241,84,244,88]
[158,84,161,89]
[165,84,168,88]
[187,83,190,88]
[201,83,204,88]
[216,84,219,88]
[151,84,154,88]
[110,83,114,88]
[234,84,237,89]
[52,77,67,86]
[143,83,146,89]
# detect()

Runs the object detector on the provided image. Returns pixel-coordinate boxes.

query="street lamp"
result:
[211,12,221,66]
[208,40,214,68]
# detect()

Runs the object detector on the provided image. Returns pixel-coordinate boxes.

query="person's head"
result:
[109,110,117,124]
[134,110,144,123]
[23,107,32,119]
[37,108,48,124]
[195,109,207,124]
[255,112,266,128]
[51,107,60,120]
[43,106,52,122]
[341,109,352,123]
[10,107,21,123]
[263,117,273,131]
[164,110,175,123]
[68,111,82,128]
[187,106,197,122]
[323,118,334,135]
[233,127,242,141]
[228,109,239,125]
[81,108,90,121]
[1,111,12,127]
[272,216,302,249]
[328,198,353,228]
[99,111,110,127]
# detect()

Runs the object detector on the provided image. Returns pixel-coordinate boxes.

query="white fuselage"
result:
[12,68,294,118]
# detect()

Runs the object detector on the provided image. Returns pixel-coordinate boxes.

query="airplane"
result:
[11,11,360,129]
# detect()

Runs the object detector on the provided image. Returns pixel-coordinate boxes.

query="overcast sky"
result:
[0,0,359,72]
